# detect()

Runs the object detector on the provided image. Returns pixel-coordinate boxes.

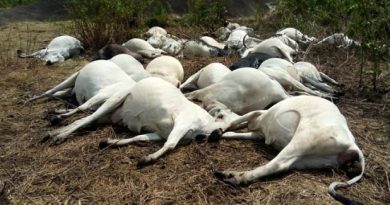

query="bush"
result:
[276,0,390,91]
[0,0,36,8]
[67,0,154,50]
[146,2,172,28]
[184,0,226,32]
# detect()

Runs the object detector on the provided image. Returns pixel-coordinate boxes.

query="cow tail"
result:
[328,147,365,205]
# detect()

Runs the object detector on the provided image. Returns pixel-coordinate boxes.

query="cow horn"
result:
[243,34,248,49]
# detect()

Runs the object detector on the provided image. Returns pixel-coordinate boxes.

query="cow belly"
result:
[262,110,300,150]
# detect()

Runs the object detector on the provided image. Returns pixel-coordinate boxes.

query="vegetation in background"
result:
[275,0,390,91]
[0,0,36,8]
[146,2,172,28]
[183,0,226,32]
[66,0,154,50]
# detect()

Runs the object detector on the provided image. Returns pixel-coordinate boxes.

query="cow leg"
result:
[275,46,293,62]
[52,88,74,98]
[184,90,201,101]
[17,49,44,58]
[56,90,111,118]
[137,122,190,166]
[53,108,74,114]
[301,76,335,94]
[99,133,163,148]
[222,131,262,140]
[27,71,79,102]
[228,110,265,130]
[180,69,202,92]
[214,144,299,185]
[44,86,132,144]
[283,75,334,99]
[319,72,339,85]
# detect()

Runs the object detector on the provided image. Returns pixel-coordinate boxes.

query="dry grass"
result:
[0,21,389,205]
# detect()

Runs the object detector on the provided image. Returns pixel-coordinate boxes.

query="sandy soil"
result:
[0,21,389,205]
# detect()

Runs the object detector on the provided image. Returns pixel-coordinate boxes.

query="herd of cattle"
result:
[22,22,364,204]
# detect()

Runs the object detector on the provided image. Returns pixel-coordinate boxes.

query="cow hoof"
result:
[208,129,222,143]
[40,132,51,143]
[49,115,62,126]
[214,170,228,181]
[195,134,207,143]
[137,156,156,168]
[98,139,110,149]
[50,137,65,146]
[214,171,242,187]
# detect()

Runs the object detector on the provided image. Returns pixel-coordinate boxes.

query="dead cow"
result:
[145,55,184,87]
[43,77,228,165]
[229,52,273,70]
[109,54,147,81]
[258,58,335,99]
[293,61,341,95]
[214,95,365,205]
[94,44,144,63]
[276,27,316,44]
[241,38,297,62]
[180,63,231,92]
[17,35,84,65]
[185,68,289,115]
[122,38,166,58]
[27,60,136,124]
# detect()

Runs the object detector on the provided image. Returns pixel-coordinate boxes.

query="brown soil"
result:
[0,21,389,205]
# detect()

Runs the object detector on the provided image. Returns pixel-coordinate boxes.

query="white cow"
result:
[214,95,364,205]
[148,35,184,56]
[43,77,229,165]
[94,44,144,63]
[315,33,361,48]
[259,58,334,99]
[145,55,184,87]
[185,68,289,115]
[226,22,240,30]
[28,60,136,121]
[200,36,226,50]
[144,26,168,38]
[226,29,249,50]
[17,35,84,65]
[276,28,316,44]
[294,61,340,94]
[213,27,231,41]
[275,34,300,51]
[242,35,262,49]
[122,38,166,58]
[109,54,148,81]
[110,55,183,86]
[241,38,297,62]
[180,63,231,91]
[182,40,222,57]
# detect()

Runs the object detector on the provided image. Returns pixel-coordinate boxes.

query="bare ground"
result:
[0,21,389,205]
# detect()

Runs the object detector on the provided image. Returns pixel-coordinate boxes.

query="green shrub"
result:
[276,0,390,91]
[184,0,226,32]
[67,0,154,50]
[146,2,172,27]
[0,0,36,8]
